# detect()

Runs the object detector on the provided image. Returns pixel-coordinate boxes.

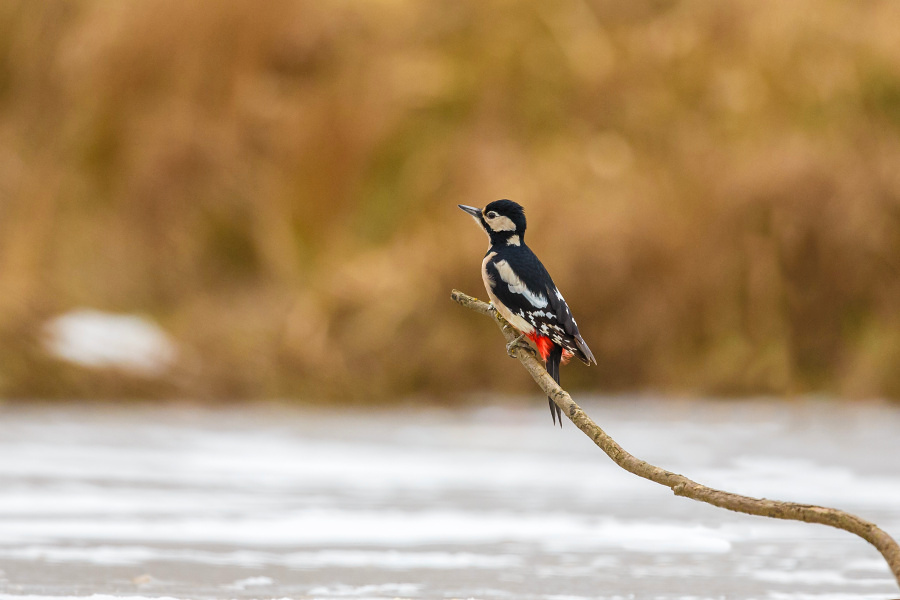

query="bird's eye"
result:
[486,211,498,219]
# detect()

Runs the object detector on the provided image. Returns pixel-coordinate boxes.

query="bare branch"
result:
[451,288,900,587]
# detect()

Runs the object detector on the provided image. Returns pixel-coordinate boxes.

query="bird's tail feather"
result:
[546,345,563,428]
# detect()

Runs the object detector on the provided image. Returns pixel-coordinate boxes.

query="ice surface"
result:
[0,398,898,599]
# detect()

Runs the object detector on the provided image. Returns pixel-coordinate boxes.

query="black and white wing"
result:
[544,283,596,365]
[485,247,596,365]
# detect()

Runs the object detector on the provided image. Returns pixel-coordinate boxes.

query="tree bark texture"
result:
[451,288,900,587]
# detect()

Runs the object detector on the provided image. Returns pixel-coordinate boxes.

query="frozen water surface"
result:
[0,397,898,600]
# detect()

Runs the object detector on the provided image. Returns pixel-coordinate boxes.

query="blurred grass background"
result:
[2,0,900,402]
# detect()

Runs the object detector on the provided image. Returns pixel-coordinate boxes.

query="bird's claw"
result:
[506,333,535,358]
[505,333,524,357]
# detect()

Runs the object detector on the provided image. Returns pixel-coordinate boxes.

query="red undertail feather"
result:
[526,332,554,362]
[525,332,573,364]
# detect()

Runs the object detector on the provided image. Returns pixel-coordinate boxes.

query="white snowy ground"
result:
[0,397,898,600]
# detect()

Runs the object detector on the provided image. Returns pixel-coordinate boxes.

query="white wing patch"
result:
[494,259,548,308]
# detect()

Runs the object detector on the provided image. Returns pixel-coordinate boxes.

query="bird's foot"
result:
[506,334,535,358]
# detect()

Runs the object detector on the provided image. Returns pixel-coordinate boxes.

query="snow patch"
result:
[43,310,177,375]
[225,576,274,589]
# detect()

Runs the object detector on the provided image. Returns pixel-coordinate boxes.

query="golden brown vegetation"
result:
[2,1,900,401]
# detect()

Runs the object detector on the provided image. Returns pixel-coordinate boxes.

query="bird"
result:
[459,199,596,426]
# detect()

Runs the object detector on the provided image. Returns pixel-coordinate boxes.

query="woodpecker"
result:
[459,199,596,426]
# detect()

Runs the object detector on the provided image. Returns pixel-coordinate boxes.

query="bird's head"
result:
[458,199,527,246]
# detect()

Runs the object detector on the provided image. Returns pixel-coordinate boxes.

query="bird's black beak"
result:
[458,204,482,218]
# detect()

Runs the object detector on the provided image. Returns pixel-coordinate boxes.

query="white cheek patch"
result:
[486,215,516,231]
[494,259,548,308]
